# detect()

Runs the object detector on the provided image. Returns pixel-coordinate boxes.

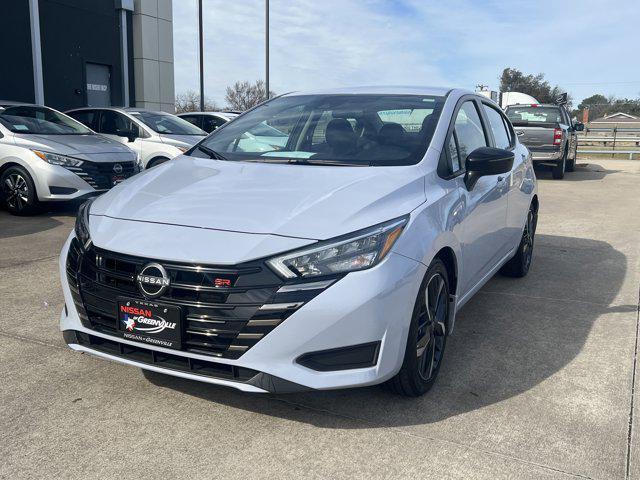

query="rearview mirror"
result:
[573,122,585,132]
[464,147,514,190]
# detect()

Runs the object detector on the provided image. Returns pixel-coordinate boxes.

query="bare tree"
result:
[225,80,275,111]
[175,90,219,113]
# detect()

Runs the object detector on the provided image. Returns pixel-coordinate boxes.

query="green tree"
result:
[499,68,572,108]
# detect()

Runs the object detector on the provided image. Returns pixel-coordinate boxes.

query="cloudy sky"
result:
[172,0,640,107]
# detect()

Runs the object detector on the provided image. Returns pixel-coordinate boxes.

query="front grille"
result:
[66,238,331,359]
[66,160,136,190]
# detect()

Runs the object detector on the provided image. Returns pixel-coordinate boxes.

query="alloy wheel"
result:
[3,173,30,212]
[521,208,537,271]
[415,272,448,381]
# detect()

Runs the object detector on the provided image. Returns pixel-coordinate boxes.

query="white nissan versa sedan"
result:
[59,87,538,397]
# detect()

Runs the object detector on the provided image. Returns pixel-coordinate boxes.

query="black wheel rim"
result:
[416,273,448,381]
[3,173,29,211]
[522,208,536,271]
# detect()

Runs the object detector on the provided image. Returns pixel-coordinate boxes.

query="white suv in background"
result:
[177,111,240,133]
[66,107,206,169]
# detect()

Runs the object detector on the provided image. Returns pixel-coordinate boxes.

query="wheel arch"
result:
[146,156,171,169]
[434,246,458,296]
[531,194,539,213]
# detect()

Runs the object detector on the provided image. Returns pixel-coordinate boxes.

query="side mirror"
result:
[573,122,585,132]
[464,147,514,190]
[117,129,137,143]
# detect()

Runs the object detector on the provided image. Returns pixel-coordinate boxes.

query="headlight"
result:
[267,216,408,279]
[134,153,144,172]
[32,150,84,167]
[75,198,94,249]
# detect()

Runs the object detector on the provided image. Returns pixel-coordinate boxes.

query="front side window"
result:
[483,104,511,150]
[0,106,92,135]
[193,94,446,166]
[68,110,98,130]
[130,111,206,136]
[452,101,487,168]
[203,115,227,132]
[99,110,136,135]
[180,115,202,129]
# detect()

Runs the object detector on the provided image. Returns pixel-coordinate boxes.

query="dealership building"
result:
[1,0,175,112]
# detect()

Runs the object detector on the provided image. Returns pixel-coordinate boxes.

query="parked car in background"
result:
[177,111,239,133]
[178,110,289,152]
[0,104,138,215]
[60,87,538,397]
[505,103,583,179]
[66,107,206,169]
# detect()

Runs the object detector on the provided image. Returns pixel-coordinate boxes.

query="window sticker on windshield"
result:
[13,125,29,131]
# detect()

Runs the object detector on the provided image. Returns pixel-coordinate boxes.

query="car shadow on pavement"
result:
[534,162,619,182]
[143,233,632,429]
[0,202,78,239]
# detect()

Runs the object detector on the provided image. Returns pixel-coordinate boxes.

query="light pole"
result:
[198,0,205,111]
[265,0,269,100]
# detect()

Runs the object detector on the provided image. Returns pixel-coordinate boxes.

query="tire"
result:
[552,150,566,179]
[501,202,538,278]
[384,259,449,397]
[1,166,40,215]
[146,157,170,169]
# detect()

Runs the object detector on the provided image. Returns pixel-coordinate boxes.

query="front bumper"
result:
[59,233,426,392]
[30,158,137,202]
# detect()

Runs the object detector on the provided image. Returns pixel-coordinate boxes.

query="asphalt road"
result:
[1,159,639,480]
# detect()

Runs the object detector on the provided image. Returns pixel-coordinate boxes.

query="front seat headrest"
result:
[325,118,356,154]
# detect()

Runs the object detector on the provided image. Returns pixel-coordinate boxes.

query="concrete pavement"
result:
[1,159,639,479]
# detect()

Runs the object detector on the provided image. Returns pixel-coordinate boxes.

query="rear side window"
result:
[68,110,98,130]
[483,104,511,150]
[453,101,487,167]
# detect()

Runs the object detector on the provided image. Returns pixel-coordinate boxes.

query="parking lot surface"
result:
[1,159,639,479]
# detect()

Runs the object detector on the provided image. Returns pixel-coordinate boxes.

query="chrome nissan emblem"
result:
[113,163,123,174]
[136,263,170,299]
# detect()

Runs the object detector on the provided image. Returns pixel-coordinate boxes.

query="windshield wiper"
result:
[241,158,369,167]
[197,145,228,161]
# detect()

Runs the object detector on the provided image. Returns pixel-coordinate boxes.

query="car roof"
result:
[65,106,172,115]
[506,103,561,108]
[177,111,238,117]
[284,86,457,97]
[0,100,35,108]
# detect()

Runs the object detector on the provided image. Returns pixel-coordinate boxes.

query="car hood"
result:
[160,134,206,146]
[13,133,134,156]
[91,157,426,240]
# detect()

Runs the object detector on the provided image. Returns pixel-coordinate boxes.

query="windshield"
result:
[192,94,445,166]
[0,106,93,135]
[505,106,563,125]
[130,111,206,135]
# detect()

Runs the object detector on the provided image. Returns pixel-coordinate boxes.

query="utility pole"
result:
[265,0,269,100]
[198,0,205,111]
